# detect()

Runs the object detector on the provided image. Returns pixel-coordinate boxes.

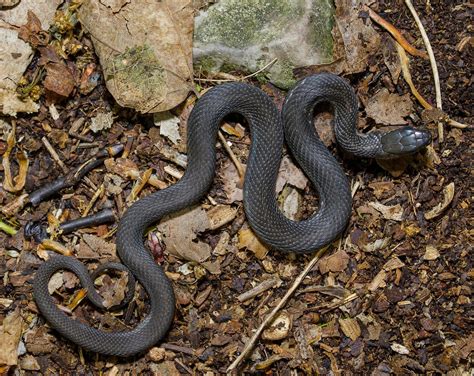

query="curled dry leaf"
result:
[207,205,237,230]
[238,227,269,260]
[369,202,404,221]
[339,318,361,341]
[391,342,410,355]
[262,312,292,341]
[2,122,29,193]
[424,182,455,220]
[0,308,24,366]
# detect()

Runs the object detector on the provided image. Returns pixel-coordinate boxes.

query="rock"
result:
[194,0,335,89]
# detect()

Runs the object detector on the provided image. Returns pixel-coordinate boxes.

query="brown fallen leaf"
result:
[262,312,292,341]
[238,227,269,260]
[319,249,350,274]
[276,156,309,193]
[368,181,395,199]
[369,202,404,221]
[365,88,413,125]
[43,61,75,99]
[424,182,455,220]
[2,121,29,193]
[78,0,194,112]
[17,10,49,48]
[158,206,211,263]
[207,205,237,230]
[0,308,24,366]
[339,318,361,341]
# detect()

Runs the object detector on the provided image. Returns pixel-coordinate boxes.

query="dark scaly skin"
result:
[33,73,431,356]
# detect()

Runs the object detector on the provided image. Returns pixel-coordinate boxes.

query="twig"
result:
[227,245,329,373]
[218,131,245,178]
[237,276,282,303]
[404,0,444,142]
[82,183,104,217]
[41,136,68,174]
[367,8,428,59]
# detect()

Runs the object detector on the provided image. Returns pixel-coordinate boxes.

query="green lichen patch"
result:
[106,45,166,106]
[195,0,302,49]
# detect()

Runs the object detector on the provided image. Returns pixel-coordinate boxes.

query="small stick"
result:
[237,276,282,303]
[218,131,245,178]
[367,8,428,59]
[41,136,68,174]
[404,0,443,142]
[226,245,329,373]
[82,184,104,217]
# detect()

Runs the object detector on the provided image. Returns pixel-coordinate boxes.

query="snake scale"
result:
[33,73,431,356]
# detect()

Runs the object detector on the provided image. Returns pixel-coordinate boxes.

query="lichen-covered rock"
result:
[194,0,335,89]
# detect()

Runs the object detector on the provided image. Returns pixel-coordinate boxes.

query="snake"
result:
[33,73,431,357]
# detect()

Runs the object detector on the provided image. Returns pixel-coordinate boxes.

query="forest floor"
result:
[0,0,472,375]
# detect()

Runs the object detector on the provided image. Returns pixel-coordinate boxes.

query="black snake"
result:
[33,73,431,356]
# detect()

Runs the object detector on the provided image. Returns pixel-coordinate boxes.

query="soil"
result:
[0,0,472,375]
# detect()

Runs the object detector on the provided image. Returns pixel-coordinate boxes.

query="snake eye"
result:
[381,126,432,155]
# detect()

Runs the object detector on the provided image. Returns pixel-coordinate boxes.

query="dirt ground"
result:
[0,0,472,375]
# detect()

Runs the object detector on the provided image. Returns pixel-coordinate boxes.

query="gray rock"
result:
[193,0,335,89]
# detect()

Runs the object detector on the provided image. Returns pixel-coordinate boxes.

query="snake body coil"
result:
[33,74,431,356]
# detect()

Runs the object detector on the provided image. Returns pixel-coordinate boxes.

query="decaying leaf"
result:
[369,202,404,221]
[391,342,410,355]
[339,318,361,341]
[424,182,455,220]
[262,312,292,341]
[0,308,24,366]
[276,156,308,193]
[423,245,440,261]
[207,205,237,230]
[78,0,194,112]
[158,206,211,263]
[365,88,413,125]
[154,111,181,145]
[2,122,29,192]
[90,111,114,133]
[0,1,61,115]
[319,249,350,274]
[238,227,269,260]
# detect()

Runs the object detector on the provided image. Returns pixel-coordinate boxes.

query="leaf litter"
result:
[0,0,472,375]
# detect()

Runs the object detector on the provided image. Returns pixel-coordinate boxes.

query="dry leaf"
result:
[276,156,308,193]
[262,312,292,341]
[2,122,29,192]
[339,318,361,341]
[423,245,440,261]
[365,88,413,125]
[424,182,455,220]
[78,0,193,112]
[391,343,410,355]
[0,0,61,115]
[207,205,237,230]
[238,227,269,260]
[158,206,211,263]
[221,160,244,204]
[368,270,387,291]
[154,111,181,145]
[90,111,114,133]
[43,61,75,99]
[0,308,24,366]
[369,202,404,221]
[368,181,394,199]
[319,249,350,274]
[82,234,116,259]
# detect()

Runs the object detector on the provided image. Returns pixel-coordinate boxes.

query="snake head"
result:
[380,126,432,157]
